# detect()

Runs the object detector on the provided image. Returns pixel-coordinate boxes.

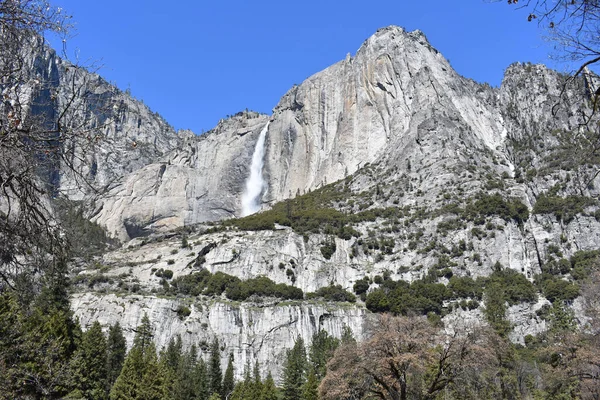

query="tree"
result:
[208,338,223,398]
[222,352,235,399]
[505,0,600,74]
[0,0,112,295]
[308,329,339,380]
[483,281,512,337]
[301,370,319,400]
[320,315,497,400]
[69,321,109,399]
[110,314,169,399]
[282,335,308,400]
[0,290,80,398]
[261,372,279,400]
[107,322,127,387]
[191,351,210,400]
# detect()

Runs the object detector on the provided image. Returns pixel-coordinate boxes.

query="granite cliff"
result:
[50,26,600,377]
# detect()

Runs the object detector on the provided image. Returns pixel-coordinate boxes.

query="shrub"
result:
[307,285,356,303]
[176,305,191,320]
[533,193,595,224]
[353,277,370,295]
[320,241,336,260]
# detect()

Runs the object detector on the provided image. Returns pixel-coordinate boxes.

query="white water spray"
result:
[241,121,270,216]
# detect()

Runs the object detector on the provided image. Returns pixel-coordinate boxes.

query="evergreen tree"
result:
[208,338,223,398]
[301,370,319,400]
[484,281,512,337]
[107,322,127,388]
[192,355,210,400]
[261,372,279,400]
[340,324,356,345]
[222,352,235,399]
[230,360,252,400]
[162,334,183,372]
[69,321,109,399]
[139,348,171,400]
[282,336,307,400]
[110,314,168,399]
[159,335,183,398]
[173,344,201,400]
[0,290,80,398]
[308,329,339,380]
[252,360,264,398]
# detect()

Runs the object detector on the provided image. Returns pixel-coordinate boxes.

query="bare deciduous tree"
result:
[319,315,501,400]
[0,0,110,297]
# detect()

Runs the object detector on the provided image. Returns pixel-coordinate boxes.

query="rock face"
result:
[90,112,270,241]
[93,26,511,240]
[4,35,182,200]
[71,292,371,381]
[65,25,600,379]
[90,26,594,243]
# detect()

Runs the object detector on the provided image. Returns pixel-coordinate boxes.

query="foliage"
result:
[282,336,307,400]
[306,285,356,303]
[535,273,580,303]
[483,281,512,337]
[0,290,80,398]
[570,249,600,281]
[208,338,222,398]
[107,322,127,388]
[467,193,530,225]
[68,321,109,400]
[110,314,169,400]
[533,193,595,224]
[308,329,340,380]
[223,180,406,237]
[168,270,303,300]
[320,315,497,400]
[222,353,235,399]
[487,268,538,306]
[319,240,337,259]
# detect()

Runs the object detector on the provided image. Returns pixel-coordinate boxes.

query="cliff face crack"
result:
[256,317,299,352]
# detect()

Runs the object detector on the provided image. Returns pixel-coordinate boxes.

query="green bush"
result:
[320,241,337,259]
[307,285,356,303]
[168,270,303,301]
[535,273,579,303]
[570,250,600,281]
[533,193,595,224]
[486,269,537,305]
[175,305,191,320]
[353,277,370,295]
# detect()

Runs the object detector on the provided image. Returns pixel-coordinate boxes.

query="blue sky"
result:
[49,1,561,134]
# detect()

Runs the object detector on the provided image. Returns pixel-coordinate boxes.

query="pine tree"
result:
[208,338,223,398]
[301,370,319,400]
[139,347,171,400]
[192,355,210,400]
[230,360,252,400]
[484,281,511,337]
[261,372,278,400]
[107,322,127,388]
[222,352,235,399]
[308,329,339,380]
[340,324,356,345]
[173,344,201,400]
[162,334,183,372]
[69,321,109,399]
[252,360,264,398]
[282,336,307,400]
[110,314,167,399]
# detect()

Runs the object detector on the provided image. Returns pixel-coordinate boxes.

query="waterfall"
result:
[241,121,270,216]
